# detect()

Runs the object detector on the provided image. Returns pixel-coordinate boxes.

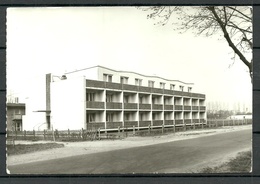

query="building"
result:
[6,101,26,131]
[23,65,206,131]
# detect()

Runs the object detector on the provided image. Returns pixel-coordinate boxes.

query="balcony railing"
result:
[192,106,199,111]
[139,104,151,110]
[124,121,138,128]
[106,121,123,129]
[174,105,183,110]
[139,86,151,93]
[86,101,105,109]
[139,121,151,127]
[193,119,200,123]
[87,122,105,130]
[184,119,192,124]
[124,103,138,110]
[105,82,122,90]
[165,120,174,125]
[106,102,122,109]
[173,91,183,96]
[184,106,191,111]
[164,89,173,95]
[164,105,173,110]
[175,119,183,125]
[86,80,105,88]
[122,84,138,91]
[13,114,22,120]
[199,106,206,111]
[152,104,163,110]
[153,120,163,126]
[151,88,163,94]
[200,119,206,123]
[182,91,192,97]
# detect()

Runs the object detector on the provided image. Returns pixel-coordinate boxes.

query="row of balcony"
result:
[86,101,206,111]
[87,119,207,129]
[86,80,206,98]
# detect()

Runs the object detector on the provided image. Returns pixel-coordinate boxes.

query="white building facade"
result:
[23,66,206,131]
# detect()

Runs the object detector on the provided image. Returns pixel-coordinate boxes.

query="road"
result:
[8,129,251,174]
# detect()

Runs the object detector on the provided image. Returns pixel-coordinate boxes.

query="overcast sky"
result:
[6,7,252,111]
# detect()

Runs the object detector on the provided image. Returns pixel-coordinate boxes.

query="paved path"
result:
[8,129,251,174]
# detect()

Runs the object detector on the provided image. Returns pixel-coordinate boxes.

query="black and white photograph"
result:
[6,6,252,174]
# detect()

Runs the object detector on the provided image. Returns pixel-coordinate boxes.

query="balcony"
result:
[87,122,105,130]
[175,119,183,125]
[122,84,138,91]
[198,94,206,98]
[139,121,151,127]
[173,91,183,96]
[199,106,206,111]
[165,120,174,125]
[139,104,151,110]
[86,101,105,109]
[106,102,122,109]
[184,119,192,124]
[105,82,122,90]
[192,106,199,111]
[164,89,173,95]
[164,105,173,110]
[124,121,138,128]
[153,120,163,126]
[152,104,163,110]
[182,91,191,97]
[174,105,183,110]
[106,121,123,129]
[184,106,191,111]
[13,114,22,120]
[151,88,163,94]
[200,119,206,123]
[124,103,138,110]
[86,80,105,88]
[139,86,151,93]
[193,119,200,123]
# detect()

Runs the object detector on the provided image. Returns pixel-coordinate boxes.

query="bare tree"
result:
[139,6,252,81]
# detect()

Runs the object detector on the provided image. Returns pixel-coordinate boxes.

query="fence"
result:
[6,119,252,142]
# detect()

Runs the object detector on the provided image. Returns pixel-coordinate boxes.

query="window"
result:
[124,113,130,121]
[179,85,184,91]
[86,114,95,123]
[124,95,129,103]
[14,109,20,115]
[152,113,156,120]
[148,80,154,88]
[188,87,192,92]
[135,78,142,86]
[170,84,175,90]
[106,94,113,102]
[139,113,144,121]
[106,113,114,122]
[103,74,112,82]
[86,93,95,101]
[139,96,143,104]
[120,76,128,84]
[160,82,165,89]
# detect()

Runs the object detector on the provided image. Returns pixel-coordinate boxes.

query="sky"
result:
[6,7,252,112]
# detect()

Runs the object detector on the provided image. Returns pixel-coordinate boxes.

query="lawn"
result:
[7,143,64,155]
[200,150,252,173]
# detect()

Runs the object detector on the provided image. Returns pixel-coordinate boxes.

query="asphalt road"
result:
[8,129,251,174]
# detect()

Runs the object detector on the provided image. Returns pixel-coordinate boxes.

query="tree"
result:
[139,6,252,81]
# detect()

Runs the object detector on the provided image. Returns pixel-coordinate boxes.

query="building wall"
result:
[6,104,25,131]
[51,76,86,130]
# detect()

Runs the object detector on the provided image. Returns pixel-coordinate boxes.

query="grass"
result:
[200,150,252,173]
[7,143,64,155]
